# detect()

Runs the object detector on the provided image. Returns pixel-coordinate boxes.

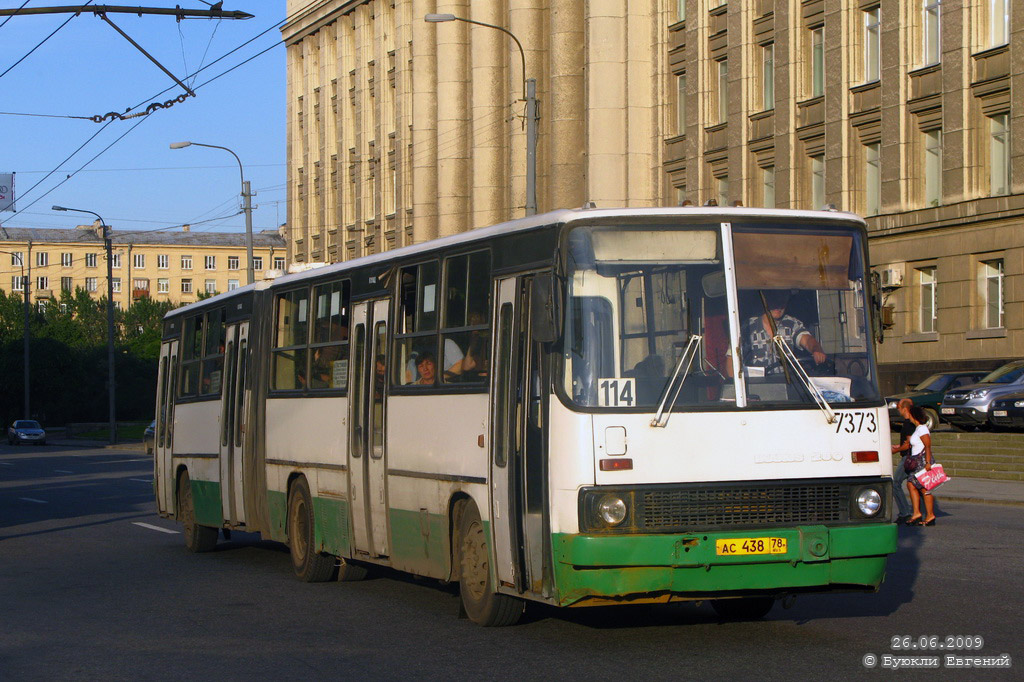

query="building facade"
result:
[0,223,287,309]
[284,0,1022,392]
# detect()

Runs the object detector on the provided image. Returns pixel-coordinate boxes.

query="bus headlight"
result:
[855,488,882,517]
[597,494,628,526]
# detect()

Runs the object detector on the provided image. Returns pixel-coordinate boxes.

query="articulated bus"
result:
[154,207,897,625]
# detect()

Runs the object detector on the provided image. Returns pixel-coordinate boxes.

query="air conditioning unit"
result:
[880,265,905,288]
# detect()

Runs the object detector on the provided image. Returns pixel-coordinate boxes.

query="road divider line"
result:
[0,462,14,466]
[54,469,74,474]
[20,497,47,504]
[130,478,153,483]
[132,522,179,534]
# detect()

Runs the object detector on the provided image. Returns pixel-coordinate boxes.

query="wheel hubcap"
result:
[461,520,488,601]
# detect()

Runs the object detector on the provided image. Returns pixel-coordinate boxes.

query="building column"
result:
[435,0,471,237]
[548,0,586,210]
[469,1,506,228]
[412,0,440,242]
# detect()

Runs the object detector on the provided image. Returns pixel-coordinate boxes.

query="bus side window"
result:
[441,250,491,384]
[393,261,439,386]
[272,288,310,390]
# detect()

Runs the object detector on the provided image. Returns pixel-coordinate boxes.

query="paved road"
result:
[2,444,1021,680]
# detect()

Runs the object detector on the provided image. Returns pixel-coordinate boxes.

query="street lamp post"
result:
[0,249,31,419]
[52,205,117,445]
[170,141,255,284]
[425,13,538,217]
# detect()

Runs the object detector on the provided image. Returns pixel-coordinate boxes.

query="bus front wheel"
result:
[177,470,218,553]
[711,597,775,621]
[287,476,336,582]
[457,502,523,627]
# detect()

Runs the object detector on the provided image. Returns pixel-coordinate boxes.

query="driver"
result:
[738,290,827,376]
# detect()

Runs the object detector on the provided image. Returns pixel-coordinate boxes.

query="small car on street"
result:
[989,392,1024,430]
[7,420,46,446]
[940,360,1024,430]
[886,371,988,430]
[143,420,156,454]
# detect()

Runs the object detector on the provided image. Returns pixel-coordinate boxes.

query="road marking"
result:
[132,522,179,534]
[0,462,14,466]
[130,478,152,483]
[20,497,47,504]
[54,469,74,474]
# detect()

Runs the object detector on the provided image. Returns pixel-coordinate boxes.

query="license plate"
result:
[941,407,955,415]
[994,410,1008,417]
[715,537,787,556]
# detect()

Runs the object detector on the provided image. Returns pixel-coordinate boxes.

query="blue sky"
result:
[0,1,287,238]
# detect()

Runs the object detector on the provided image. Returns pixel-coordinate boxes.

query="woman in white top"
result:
[906,406,937,526]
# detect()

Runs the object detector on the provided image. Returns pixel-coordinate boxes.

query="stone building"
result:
[283,0,1021,392]
[0,223,287,309]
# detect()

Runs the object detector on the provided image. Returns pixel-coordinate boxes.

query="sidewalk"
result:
[933,476,1024,507]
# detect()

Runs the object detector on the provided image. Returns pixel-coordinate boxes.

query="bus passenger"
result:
[415,351,438,385]
[729,290,827,376]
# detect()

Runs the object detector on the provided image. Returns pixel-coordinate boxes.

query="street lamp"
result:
[0,249,31,420]
[425,13,538,217]
[170,141,255,284]
[52,205,117,445]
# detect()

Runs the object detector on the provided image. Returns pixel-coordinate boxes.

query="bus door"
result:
[218,321,249,526]
[155,340,178,513]
[348,298,391,558]
[492,275,550,595]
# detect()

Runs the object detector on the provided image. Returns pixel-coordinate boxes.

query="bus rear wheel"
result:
[178,470,218,553]
[711,597,775,621]
[457,502,523,627]
[287,476,336,582]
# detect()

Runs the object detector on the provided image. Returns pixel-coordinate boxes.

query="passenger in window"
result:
[727,290,827,376]
[407,340,465,384]
[415,351,438,385]
[444,313,489,382]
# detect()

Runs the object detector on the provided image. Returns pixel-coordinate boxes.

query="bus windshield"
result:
[561,221,880,410]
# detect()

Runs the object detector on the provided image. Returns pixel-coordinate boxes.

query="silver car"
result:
[940,360,1024,429]
[8,420,46,446]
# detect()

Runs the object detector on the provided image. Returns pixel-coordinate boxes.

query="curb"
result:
[940,495,1024,508]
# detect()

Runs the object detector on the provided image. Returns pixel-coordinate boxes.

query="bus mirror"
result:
[531,273,561,343]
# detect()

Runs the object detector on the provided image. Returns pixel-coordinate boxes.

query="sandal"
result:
[922,517,936,526]
[905,516,923,525]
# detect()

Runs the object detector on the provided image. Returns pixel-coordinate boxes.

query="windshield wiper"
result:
[651,334,703,428]
[771,335,837,424]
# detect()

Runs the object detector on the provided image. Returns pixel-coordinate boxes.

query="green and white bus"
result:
[154,206,897,625]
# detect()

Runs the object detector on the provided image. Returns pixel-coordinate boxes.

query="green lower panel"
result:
[313,496,350,557]
[552,523,897,606]
[267,489,287,543]
[388,507,449,578]
[191,479,222,528]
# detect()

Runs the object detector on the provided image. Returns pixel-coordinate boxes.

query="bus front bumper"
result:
[551,523,897,607]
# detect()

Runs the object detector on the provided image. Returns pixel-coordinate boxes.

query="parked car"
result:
[940,360,1024,430]
[7,420,46,446]
[886,371,988,430]
[989,392,1024,430]
[143,420,156,454]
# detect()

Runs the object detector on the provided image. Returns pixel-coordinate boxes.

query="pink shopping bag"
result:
[915,463,949,491]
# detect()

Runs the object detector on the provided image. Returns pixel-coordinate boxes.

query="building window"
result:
[11,251,23,266]
[133,278,149,293]
[676,0,686,22]
[12,275,26,291]
[133,253,145,269]
[181,278,193,294]
[228,255,240,270]
[205,255,216,270]
[716,59,728,124]
[676,72,687,135]
[918,266,937,333]
[865,142,881,216]
[36,252,48,267]
[112,277,121,293]
[990,0,1009,47]
[205,279,217,294]
[253,256,264,270]
[61,252,72,267]
[981,259,1004,329]
[157,254,169,269]
[810,27,824,98]
[716,176,729,207]
[865,8,881,82]
[761,44,774,110]
[990,113,1009,196]
[274,256,286,270]
[158,278,169,294]
[923,0,941,65]
[86,253,97,268]
[181,255,193,270]
[761,166,775,208]
[60,276,73,292]
[924,129,942,207]
[85,277,97,292]
[228,279,240,291]
[111,253,121,269]
[811,154,825,209]
[36,276,48,290]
